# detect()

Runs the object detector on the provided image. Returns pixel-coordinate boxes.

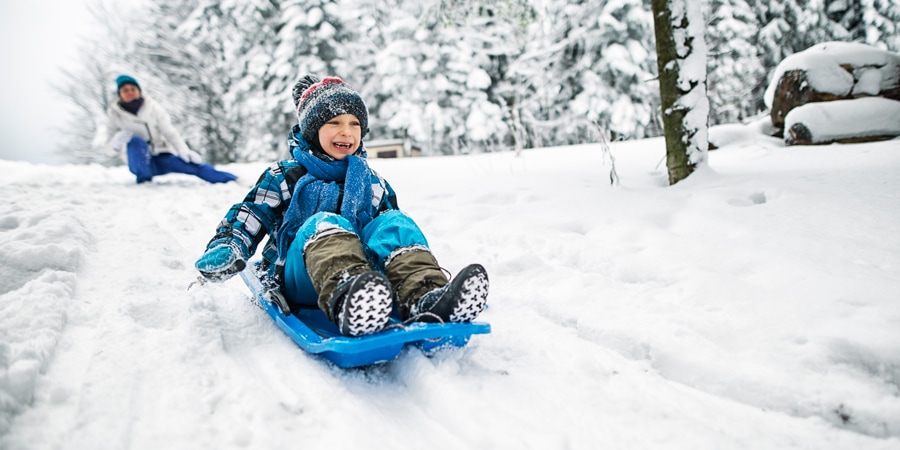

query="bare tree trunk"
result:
[650,0,710,185]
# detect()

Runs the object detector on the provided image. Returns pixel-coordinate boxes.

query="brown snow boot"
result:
[386,247,488,323]
[304,230,392,336]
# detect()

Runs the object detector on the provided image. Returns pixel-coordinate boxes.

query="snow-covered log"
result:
[785,97,900,145]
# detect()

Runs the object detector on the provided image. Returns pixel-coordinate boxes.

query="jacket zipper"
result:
[143,123,154,150]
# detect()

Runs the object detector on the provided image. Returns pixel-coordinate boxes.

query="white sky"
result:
[0,0,93,164]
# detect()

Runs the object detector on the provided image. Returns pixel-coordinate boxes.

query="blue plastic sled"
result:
[239,264,491,368]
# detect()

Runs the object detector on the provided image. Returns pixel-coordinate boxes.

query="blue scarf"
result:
[276,134,373,263]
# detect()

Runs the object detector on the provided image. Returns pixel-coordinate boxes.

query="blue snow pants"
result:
[283,210,429,308]
[126,137,237,184]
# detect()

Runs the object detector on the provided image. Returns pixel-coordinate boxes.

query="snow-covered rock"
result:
[765,41,900,144]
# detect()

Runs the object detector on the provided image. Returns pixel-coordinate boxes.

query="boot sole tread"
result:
[449,267,489,323]
[340,274,392,337]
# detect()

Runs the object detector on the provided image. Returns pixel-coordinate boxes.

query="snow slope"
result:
[2,133,899,449]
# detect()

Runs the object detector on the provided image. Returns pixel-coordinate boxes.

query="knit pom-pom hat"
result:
[116,74,140,93]
[293,75,369,147]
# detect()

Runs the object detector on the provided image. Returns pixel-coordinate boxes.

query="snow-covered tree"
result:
[751,0,836,73]
[54,61,120,166]
[435,0,539,154]
[342,0,529,155]
[210,0,286,162]
[130,0,244,164]
[705,0,766,124]
[652,0,710,185]
[523,0,658,144]
[343,0,464,155]
[824,0,900,50]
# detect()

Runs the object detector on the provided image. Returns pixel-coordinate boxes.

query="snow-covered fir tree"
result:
[209,0,286,162]
[705,0,766,123]
[343,0,468,155]
[343,0,522,155]
[432,0,536,154]
[133,0,247,164]
[824,0,900,50]
[525,0,658,144]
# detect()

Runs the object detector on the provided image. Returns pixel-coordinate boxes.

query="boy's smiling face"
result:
[318,114,362,160]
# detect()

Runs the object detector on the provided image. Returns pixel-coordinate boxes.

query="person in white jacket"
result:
[106,74,237,184]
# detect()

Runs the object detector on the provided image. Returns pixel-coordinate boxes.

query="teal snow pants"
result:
[282,210,429,308]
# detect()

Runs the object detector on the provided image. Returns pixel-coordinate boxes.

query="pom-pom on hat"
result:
[292,74,319,108]
[294,76,369,146]
[116,74,140,93]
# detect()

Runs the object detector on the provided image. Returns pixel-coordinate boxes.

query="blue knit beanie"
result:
[116,74,140,93]
[294,76,369,146]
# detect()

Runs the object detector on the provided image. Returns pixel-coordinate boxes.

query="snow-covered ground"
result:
[2,132,899,449]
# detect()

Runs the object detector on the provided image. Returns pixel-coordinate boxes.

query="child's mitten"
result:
[195,243,246,282]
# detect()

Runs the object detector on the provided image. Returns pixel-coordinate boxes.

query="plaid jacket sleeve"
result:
[205,161,302,262]
[372,170,399,213]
